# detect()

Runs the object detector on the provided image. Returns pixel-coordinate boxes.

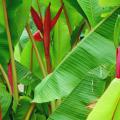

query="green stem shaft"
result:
[26,24,47,78]
[60,0,72,35]
[2,0,18,102]
[25,24,47,120]
[24,103,35,120]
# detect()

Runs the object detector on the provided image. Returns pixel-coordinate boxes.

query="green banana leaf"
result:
[47,8,120,120]
[0,83,12,118]
[99,0,120,7]
[77,0,104,27]
[33,7,119,104]
[0,0,32,69]
[16,61,41,90]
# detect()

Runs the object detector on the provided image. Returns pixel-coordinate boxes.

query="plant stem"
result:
[60,0,72,35]
[72,20,86,48]
[51,101,56,113]
[0,64,12,95]
[46,55,52,74]
[2,0,19,102]
[55,99,62,107]
[30,46,33,72]
[24,103,35,120]
[25,24,47,119]
[26,24,47,78]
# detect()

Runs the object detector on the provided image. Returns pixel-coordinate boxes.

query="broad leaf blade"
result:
[47,8,120,120]
[99,0,120,7]
[77,0,104,27]
[33,8,119,104]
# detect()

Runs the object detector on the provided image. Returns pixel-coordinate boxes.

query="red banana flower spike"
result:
[51,4,64,30]
[0,105,2,120]
[43,3,64,73]
[44,3,51,73]
[8,62,14,94]
[33,31,43,42]
[31,3,63,73]
[31,7,43,32]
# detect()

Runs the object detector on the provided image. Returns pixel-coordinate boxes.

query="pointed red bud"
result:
[31,7,43,32]
[51,4,64,30]
[33,31,43,42]
[8,62,14,94]
[43,3,51,57]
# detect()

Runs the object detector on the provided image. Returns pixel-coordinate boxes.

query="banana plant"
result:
[0,0,120,120]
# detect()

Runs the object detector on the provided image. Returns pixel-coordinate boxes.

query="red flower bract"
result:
[8,62,14,94]
[31,3,63,73]
[31,7,43,32]
[116,47,120,78]
[33,31,42,42]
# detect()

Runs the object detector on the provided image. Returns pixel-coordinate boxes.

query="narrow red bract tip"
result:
[33,31,43,42]
[8,63,14,94]
[51,4,64,30]
[43,2,51,57]
[31,7,43,32]
[116,47,120,78]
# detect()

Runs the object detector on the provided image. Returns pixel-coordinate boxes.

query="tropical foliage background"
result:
[0,0,120,119]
